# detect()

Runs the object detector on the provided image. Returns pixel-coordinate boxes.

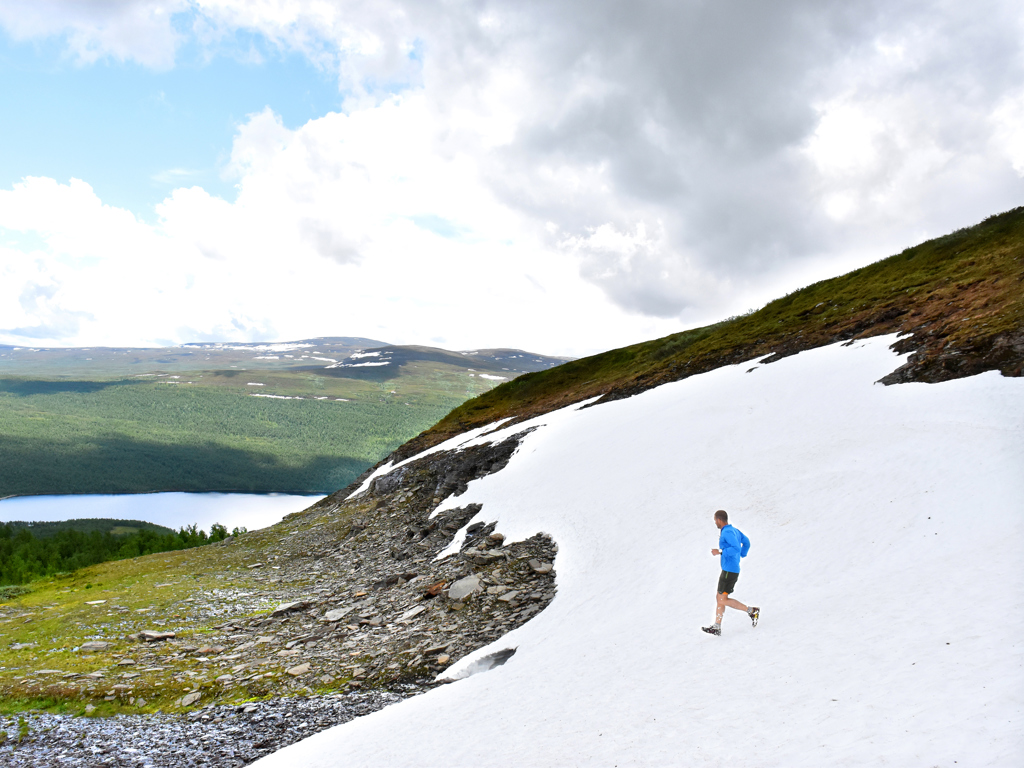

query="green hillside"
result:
[3,518,175,538]
[0,343,565,496]
[395,207,1024,460]
[0,369,465,497]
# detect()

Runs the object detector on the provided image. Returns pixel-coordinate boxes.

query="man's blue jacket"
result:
[719,524,750,574]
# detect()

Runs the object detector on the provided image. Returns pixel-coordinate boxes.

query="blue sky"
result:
[0,30,344,219]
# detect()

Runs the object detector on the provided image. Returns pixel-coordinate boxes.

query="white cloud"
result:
[1,1,1023,354]
[0,101,680,355]
[0,0,187,69]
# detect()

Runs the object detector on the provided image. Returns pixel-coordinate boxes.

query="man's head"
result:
[714,509,728,529]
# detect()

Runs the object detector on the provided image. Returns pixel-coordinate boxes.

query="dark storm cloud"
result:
[412,0,1024,316]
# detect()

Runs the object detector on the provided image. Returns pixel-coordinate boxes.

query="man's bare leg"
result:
[715,591,748,624]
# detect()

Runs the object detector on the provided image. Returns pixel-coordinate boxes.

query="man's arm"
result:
[740,531,750,558]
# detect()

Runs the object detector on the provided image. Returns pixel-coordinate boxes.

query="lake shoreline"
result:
[0,489,328,502]
[0,492,325,534]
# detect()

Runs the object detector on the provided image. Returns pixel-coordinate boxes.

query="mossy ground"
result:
[0,510,359,717]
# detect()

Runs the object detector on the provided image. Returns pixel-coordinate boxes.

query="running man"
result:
[702,509,759,636]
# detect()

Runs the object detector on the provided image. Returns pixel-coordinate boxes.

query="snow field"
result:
[256,336,1024,767]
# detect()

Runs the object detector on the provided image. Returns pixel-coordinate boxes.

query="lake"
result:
[0,492,324,534]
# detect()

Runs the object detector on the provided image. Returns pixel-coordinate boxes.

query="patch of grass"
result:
[0,508,365,714]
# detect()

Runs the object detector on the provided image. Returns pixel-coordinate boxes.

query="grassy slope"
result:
[395,207,1024,460]
[0,362,500,497]
[0,529,298,717]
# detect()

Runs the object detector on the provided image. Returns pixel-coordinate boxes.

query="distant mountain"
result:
[315,345,572,382]
[0,336,387,377]
[0,338,572,379]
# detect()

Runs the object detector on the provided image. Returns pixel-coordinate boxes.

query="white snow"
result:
[252,355,280,360]
[325,360,391,368]
[478,374,507,381]
[348,351,383,359]
[246,382,265,386]
[346,417,516,501]
[256,336,1024,768]
[249,393,303,400]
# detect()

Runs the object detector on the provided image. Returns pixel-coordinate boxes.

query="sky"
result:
[0,1,1022,357]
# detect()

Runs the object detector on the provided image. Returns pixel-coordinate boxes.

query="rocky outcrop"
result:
[0,430,557,766]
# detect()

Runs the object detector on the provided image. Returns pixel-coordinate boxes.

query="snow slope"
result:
[255,336,1024,767]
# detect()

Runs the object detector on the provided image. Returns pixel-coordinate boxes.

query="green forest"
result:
[0,520,241,585]
[0,377,461,497]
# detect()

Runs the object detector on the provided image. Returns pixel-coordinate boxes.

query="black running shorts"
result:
[717,570,739,594]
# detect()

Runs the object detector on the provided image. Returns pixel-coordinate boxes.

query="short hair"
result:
[714,510,728,523]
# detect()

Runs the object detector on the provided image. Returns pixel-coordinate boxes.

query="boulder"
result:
[272,601,311,616]
[79,641,111,652]
[321,606,355,623]
[447,575,481,601]
[138,630,175,642]
[399,605,427,621]
[286,663,311,677]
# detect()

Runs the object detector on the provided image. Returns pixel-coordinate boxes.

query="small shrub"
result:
[0,585,30,601]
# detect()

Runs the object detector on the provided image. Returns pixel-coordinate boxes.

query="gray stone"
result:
[497,591,520,602]
[321,606,354,623]
[138,630,175,642]
[447,575,481,601]
[79,641,111,652]
[286,663,311,677]
[399,605,427,621]
[181,692,202,707]
[272,601,311,616]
